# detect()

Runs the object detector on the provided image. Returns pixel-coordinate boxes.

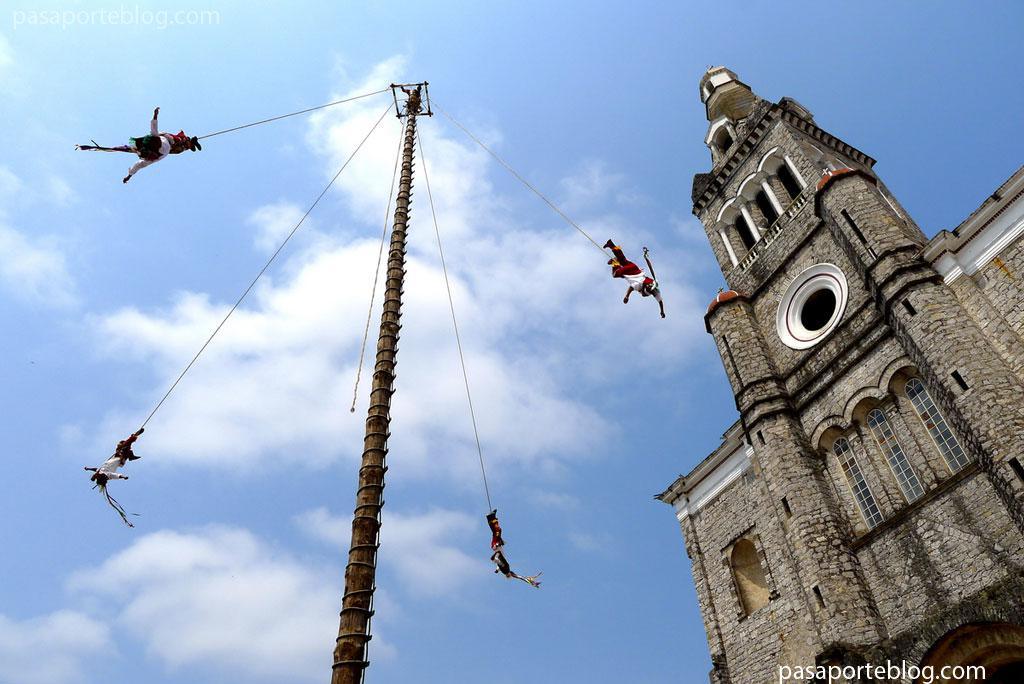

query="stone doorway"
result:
[917,622,1024,683]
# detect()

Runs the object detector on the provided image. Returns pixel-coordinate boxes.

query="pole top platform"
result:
[390,82,432,118]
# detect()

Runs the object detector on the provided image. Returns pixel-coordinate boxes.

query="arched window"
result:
[866,408,925,503]
[755,190,779,227]
[714,127,734,156]
[735,212,757,249]
[730,538,769,615]
[834,438,884,528]
[777,164,802,200]
[905,378,971,472]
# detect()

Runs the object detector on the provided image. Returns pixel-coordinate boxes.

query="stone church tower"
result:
[659,67,1024,683]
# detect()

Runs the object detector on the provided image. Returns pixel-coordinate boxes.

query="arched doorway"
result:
[918,622,1024,683]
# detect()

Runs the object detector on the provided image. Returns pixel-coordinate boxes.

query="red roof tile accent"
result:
[816,167,857,192]
[706,289,744,316]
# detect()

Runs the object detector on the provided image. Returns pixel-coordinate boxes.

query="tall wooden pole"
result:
[332,88,421,684]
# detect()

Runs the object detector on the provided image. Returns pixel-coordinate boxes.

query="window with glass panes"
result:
[834,437,884,528]
[867,408,925,503]
[905,378,971,472]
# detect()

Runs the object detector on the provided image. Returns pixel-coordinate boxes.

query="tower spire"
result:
[331,83,425,684]
[699,66,758,122]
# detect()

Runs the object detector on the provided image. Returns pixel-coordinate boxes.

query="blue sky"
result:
[2,2,1023,683]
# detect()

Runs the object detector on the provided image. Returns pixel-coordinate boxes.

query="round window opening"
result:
[776,264,849,350]
[800,288,837,331]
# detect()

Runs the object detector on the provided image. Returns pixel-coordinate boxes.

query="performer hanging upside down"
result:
[114,428,144,462]
[83,428,144,527]
[76,107,201,183]
[486,510,541,588]
[486,509,505,549]
[604,239,666,318]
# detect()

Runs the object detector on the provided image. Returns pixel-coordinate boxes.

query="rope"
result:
[196,87,390,140]
[138,102,395,430]
[350,116,408,413]
[432,100,610,258]
[416,127,493,512]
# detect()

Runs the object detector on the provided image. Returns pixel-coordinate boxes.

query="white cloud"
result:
[87,230,610,473]
[0,610,111,684]
[559,159,642,211]
[528,490,580,510]
[0,167,77,307]
[69,526,347,682]
[0,222,76,307]
[568,531,610,553]
[0,167,22,198]
[308,56,416,225]
[46,175,76,206]
[247,201,309,252]
[297,506,483,598]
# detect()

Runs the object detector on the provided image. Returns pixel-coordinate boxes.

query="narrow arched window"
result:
[777,164,802,200]
[755,190,779,226]
[866,408,925,503]
[714,127,734,155]
[905,378,971,472]
[834,438,884,528]
[730,538,769,615]
[735,212,757,249]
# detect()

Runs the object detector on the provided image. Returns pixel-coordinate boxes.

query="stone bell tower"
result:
[659,67,1024,683]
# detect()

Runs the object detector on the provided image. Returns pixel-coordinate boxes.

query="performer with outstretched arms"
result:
[77,107,201,183]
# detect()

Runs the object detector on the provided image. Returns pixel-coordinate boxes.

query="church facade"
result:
[658,67,1024,683]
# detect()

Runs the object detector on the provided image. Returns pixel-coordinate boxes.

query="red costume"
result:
[604,239,666,317]
[486,510,505,549]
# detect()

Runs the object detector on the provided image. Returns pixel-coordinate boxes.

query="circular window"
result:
[800,289,837,331]
[776,264,848,349]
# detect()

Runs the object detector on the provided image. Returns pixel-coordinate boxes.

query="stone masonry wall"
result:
[684,465,817,681]
[855,470,1024,642]
[946,232,1024,381]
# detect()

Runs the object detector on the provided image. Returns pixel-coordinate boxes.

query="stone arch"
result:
[839,358,913,425]
[729,538,770,615]
[880,358,915,395]
[705,116,737,162]
[917,622,1024,684]
[715,196,739,224]
[713,197,758,253]
[811,415,848,452]
[736,171,766,201]
[756,148,802,203]
[756,145,783,174]
[704,116,734,147]
[843,387,887,425]
[712,126,734,156]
